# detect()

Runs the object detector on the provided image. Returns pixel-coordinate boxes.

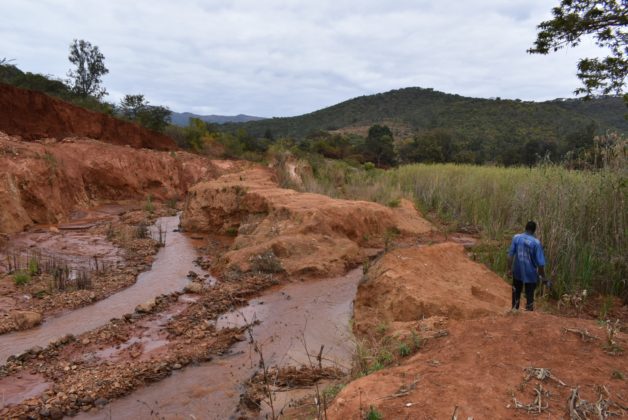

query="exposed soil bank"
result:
[0,215,201,363]
[0,132,243,234]
[0,84,175,150]
[182,167,433,277]
[329,313,627,419]
[328,241,628,419]
[79,269,361,419]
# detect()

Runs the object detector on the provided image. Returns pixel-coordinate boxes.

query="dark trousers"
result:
[512,278,536,311]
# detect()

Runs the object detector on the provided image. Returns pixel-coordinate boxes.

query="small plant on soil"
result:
[135,221,150,239]
[611,370,624,380]
[166,197,178,209]
[322,383,345,401]
[13,271,30,286]
[365,405,383,420]
[250,250,284,273]
[398,342,411,357]
[226,226,238,237]
[387,198,400,208]
[144,194,155,213]
[28,257,39,276]
[603,319,623,355]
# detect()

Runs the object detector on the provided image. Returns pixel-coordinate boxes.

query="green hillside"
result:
[223,87,627,141]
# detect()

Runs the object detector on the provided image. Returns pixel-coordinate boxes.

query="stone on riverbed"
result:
[135,298,156,313]
[12,310,43,330]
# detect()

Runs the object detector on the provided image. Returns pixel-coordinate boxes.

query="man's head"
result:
[525,220,537,234]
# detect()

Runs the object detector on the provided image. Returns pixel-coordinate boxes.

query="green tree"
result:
[67,39,109,98]
[364,124,395,167]
[529,0,628,98]
[119,94,171,132]
[137,106,172,132]
[119,94,146,120]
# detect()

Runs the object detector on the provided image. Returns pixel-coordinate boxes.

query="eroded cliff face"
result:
[181,167,434,277]
[0,133,231,234]
[0,83,176,150]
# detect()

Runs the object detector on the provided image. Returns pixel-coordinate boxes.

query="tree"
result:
[528,1,628,98]
[137,106,172,132]
[119,94,146,120]
[363,124,395,167]
[67,39,109,98]
[119,94,171,132]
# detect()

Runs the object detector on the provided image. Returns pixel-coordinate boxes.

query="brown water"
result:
[78,268,361,420]
[0,372,52,409]
[0,216,208,363]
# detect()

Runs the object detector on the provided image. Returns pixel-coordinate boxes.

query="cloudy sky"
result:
[1,0,602,117]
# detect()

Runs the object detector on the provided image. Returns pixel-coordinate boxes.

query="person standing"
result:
[508,221,546,311]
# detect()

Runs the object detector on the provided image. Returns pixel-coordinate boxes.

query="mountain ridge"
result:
[170,111,265,126]
[220,87,627,140]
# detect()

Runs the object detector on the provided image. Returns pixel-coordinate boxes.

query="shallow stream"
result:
[0,215,203,363]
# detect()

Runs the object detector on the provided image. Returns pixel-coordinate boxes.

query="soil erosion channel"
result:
[0,216,203,363]
[80,268,361,419]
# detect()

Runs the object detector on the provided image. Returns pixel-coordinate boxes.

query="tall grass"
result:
[291,159,627,300]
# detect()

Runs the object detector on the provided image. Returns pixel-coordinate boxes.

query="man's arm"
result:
[507,237,516,277]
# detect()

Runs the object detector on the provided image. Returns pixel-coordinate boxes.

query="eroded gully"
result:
[78,269,361,419]
[0,216,204,363]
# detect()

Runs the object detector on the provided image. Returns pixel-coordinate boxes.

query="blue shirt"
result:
[508,232,545,283]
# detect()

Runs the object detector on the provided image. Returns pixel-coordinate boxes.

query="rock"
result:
[39,408,51,417]
[29,345,44,355]
[184,282,203,294]
[49,407,63,420]
[81,338,90,345]
[187,270,199,279]
[94,398,108,407]
[135,298,156,313]
[12,311,43,330]
[172,363,182,370]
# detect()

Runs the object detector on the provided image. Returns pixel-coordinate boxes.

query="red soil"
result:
[329,242,628,419]
[0,84,175,150]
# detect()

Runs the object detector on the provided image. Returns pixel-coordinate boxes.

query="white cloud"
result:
[0,0,606,116]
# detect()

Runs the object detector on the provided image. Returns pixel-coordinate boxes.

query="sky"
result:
[0,0,604,117]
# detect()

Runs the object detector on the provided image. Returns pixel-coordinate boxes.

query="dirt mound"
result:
[354,243,511,336]
[329,313,627,419]
[0,84,175,150]
[181,167,434,276]
[0,133,236,234]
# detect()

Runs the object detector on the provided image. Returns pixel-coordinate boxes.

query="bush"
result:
[249,250,284,273]
[13,271,31,286]
[365,406,383,420]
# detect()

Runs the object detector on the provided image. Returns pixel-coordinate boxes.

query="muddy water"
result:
[0,216,206,363]
[80,269,361,420]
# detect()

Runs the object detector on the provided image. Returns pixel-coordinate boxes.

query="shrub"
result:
[144,195,155,213]
[13,271,31,286]
[365,405,383,420]
[249,250,284,273]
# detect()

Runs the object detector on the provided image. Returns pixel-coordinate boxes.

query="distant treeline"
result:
[2,62,625,167]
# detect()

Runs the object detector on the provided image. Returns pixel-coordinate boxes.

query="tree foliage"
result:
[529,0,628,98]
[118,94,172,132]
[363,124,395,166]
[67,39,109,98]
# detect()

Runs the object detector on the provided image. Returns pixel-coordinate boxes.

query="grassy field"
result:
[289,157,627,300]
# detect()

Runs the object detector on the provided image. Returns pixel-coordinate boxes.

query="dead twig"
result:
[563,327,599,342]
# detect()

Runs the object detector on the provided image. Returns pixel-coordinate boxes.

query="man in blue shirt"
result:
[507,221,546,311]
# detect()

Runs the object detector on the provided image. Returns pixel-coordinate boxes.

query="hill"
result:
[170,111,266,126]
[222,87,627,141]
